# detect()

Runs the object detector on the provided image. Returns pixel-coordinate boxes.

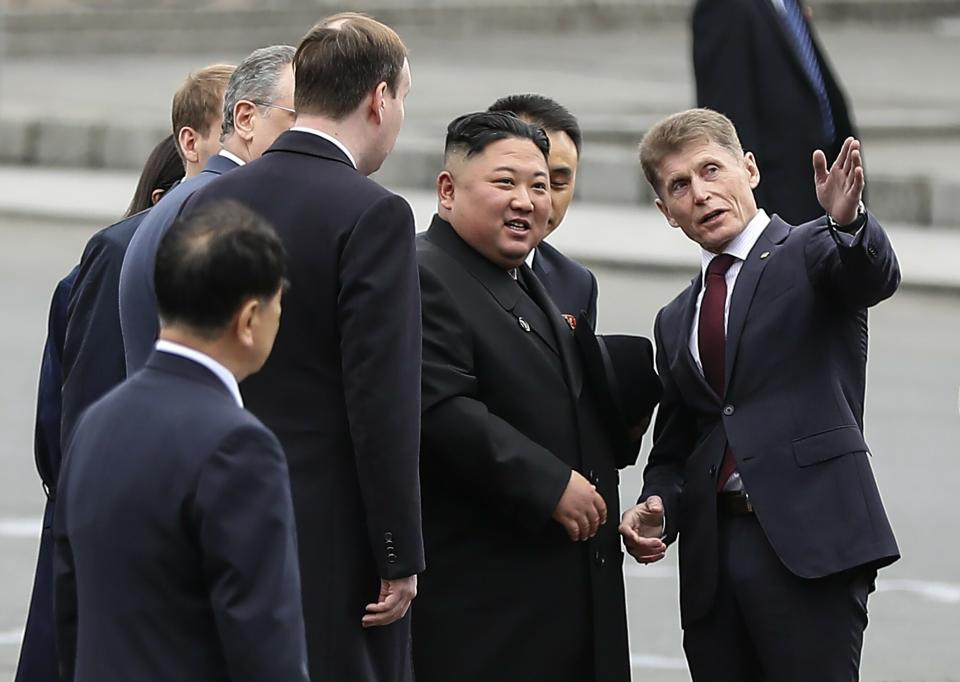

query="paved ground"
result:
[1,203,958,679]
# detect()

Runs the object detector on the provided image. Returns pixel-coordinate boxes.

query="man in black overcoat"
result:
[413,112,654,682]
[183,14,423,682]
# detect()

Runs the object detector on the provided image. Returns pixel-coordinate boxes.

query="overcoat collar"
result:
[264,130,356,170]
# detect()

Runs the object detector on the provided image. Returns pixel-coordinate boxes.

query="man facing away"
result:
[53,200,308,682]
[119,44,296,373]
[184,13,422,682]
[619,108,900,681]
[488,94,598,327]
[413,111,636,682]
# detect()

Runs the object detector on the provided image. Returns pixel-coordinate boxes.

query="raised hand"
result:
[619,496,667,564]
[552,470,608,542]
[813,136,865,225]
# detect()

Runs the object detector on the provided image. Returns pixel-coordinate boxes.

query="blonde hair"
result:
[639,108,744,195]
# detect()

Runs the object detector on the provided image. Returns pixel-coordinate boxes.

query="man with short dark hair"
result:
[184,13,422,682]
[620,108,900,681]
[120,44,296,373]
[413,111,637,682]
[53,201,307,682]
[488,94,598,327]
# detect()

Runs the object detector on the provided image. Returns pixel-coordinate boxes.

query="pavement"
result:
[2,21,960,226]
[3,164,960,295]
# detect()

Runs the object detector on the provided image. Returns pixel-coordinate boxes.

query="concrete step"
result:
[1,164,957,295]
[5,1,960,58]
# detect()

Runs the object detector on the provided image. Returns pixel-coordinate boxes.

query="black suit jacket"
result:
[185,131,424,682]
[53,351,307,682]
[119,154,238,373]
[413,216,633,682]
[532,240,598,328]
[693,0,857,224]
[640,213,901,626]
[60,210,147,447]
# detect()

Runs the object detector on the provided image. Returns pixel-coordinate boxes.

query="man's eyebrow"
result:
[551,167,574,178]
[491,165,548,178]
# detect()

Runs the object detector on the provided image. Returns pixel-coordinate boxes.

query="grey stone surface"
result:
[0,119,34,164]
[32,120,105,168]
[101,125,170,170]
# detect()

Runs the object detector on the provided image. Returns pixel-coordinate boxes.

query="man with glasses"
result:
[119,44,296,373]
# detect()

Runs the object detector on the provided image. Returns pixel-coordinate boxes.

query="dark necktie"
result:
[780,0,836,142]
[698,253,738,491]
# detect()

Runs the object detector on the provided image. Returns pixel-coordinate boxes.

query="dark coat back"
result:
[184,131,424,682]
[693,0,857,224]
[16,267,76,682]
[641,214,901,626]
[413,217,631,682]
[53,352,307,682]
[118,154,238,374]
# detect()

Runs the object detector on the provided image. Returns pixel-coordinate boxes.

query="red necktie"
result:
[698,253,737,491]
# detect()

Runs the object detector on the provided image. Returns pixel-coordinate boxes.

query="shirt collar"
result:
[525,248,536,269]
[217,149,246,167]
[700,209,770,276]
[289,127,358,169]
[155,339,243,407]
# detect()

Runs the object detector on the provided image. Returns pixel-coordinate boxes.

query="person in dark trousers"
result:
[183,13,423,682]
[488,94,598,328]
[693,0,860,224]
[621,108,900,682]
[16,131,184,682]
[54,201,308,682]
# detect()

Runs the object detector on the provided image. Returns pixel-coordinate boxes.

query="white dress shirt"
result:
[155,339,243,407]
[217,149,246,166]
[289,127,358,169]
[689,209,770,372]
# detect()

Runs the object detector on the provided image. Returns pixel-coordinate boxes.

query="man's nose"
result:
[510,186,534,211]
[691,176,711,203]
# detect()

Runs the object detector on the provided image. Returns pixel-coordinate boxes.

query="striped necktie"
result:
[780,0,836,143]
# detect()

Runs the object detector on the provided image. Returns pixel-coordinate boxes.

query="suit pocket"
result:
[792,425,867,467]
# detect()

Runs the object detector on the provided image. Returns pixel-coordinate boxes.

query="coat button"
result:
[594,551,605,567]
[387,553,398,564]
[709,465,717,477]
[384,532,393,542]
[588,469,598,485]
[723,405,735,416]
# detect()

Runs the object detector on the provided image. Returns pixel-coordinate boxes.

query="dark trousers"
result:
[683,512,874,682]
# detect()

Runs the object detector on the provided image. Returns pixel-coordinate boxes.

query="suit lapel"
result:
[520,265,583,398]
[724,217,791,389]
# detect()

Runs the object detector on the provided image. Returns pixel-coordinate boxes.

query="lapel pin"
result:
[760,251,770,260]
[518,316,531,332]
[562,314,577,330]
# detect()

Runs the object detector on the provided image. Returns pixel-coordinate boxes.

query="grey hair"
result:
[221,44,296,139]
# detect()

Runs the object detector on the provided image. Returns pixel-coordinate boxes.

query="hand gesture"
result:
[619,496,667,564]
[552,470,607,542]
[813,136,865,225]
[362,574,417,628]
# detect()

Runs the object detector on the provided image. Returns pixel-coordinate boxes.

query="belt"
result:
[718,490,754,516]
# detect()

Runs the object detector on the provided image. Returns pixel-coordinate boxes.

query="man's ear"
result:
[232,100,258,142]
[371,81,388,124]
[437,170,455,210]
[655,197,679,228]
[744,151,761,189]
[177,126,201,165]
[234,298,260,349]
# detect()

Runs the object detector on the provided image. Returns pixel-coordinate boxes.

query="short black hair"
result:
[444,111,550,164]
[488,94,582,156]
[155,200,286,336]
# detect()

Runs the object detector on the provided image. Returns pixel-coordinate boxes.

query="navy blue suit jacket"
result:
[53,351,308,682]
[532,240,598,329]
[15,267,77,682]
[185,131,424,682]
[640,214,901,626]
[119,154,238,373]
